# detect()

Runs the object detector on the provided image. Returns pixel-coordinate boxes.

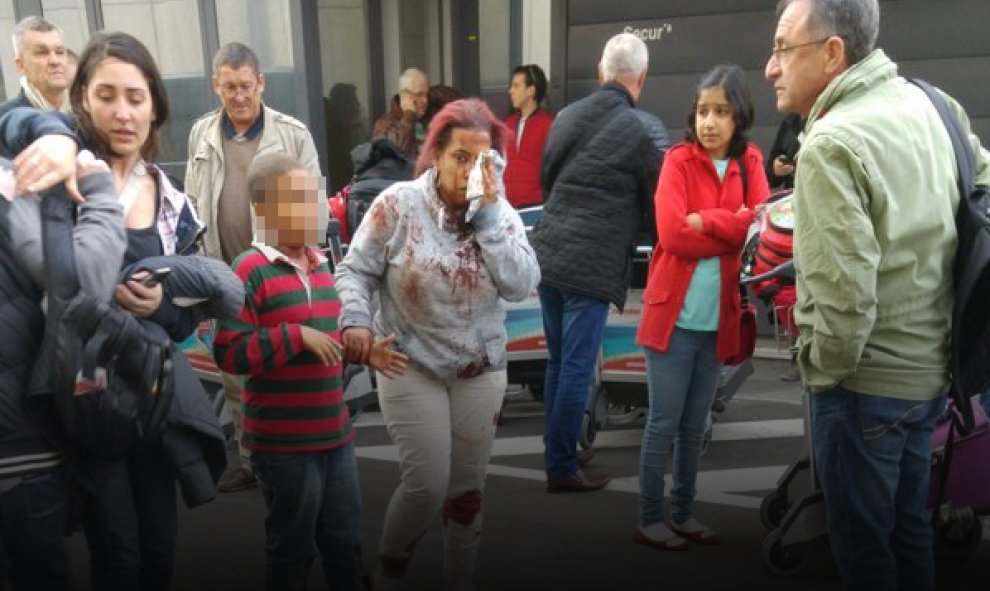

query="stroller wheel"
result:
[934,511,983,559]
[761,528,807,577]
[760,490,788,531]
[579,385,607,450]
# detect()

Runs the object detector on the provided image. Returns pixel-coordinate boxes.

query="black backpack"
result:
[911,79,990,431]
[28,185,175,460]
[345,137,413,239]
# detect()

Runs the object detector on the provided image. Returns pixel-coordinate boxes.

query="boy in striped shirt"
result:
[213,153,406,590]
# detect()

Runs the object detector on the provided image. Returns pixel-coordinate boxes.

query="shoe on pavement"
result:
[633,524,688,551]
[577,448,594,468]
[217,465,257,493]
[546,469,611,493]
[670,517,719,545]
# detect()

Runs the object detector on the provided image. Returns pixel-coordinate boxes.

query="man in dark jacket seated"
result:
[532,32,661,493]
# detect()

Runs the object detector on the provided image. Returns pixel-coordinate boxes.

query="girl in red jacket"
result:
[633,64,769,550]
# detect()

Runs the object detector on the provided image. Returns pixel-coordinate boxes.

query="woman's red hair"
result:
[415,98,509,176]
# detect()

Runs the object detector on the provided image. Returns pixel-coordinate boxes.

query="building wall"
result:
[558,0,990,152]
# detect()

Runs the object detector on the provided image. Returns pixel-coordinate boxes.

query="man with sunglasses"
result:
[766,1,990,588]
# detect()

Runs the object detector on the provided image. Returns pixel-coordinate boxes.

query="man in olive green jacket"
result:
[766,1,990,589]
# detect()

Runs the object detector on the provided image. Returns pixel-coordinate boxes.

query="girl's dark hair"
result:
[70,31,169,162]
[511,63,548,104]
[684,64,754,159]
[415,98,509,176]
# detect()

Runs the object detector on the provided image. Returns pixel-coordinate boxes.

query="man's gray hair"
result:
[398,67,427,92]
[778,0,879,65]
[599,33,649,81]
[11,16,62,59]
[212,42,261,75]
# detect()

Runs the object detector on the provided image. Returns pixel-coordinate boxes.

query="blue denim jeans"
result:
[252,442,364,591]
[0,470,68,591]
[83,441,178,591]
[539,284,610,479]
[637,328,719,526]
[811,386,942,591]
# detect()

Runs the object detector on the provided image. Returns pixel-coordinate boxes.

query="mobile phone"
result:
[137,267,171,287]
[778,154,794,165]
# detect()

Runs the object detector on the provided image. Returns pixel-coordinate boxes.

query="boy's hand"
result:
[300,326,343,366]
[368,334,408,378]
[342,327,373,365]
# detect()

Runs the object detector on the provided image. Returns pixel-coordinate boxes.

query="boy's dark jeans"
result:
[252,442,364,591]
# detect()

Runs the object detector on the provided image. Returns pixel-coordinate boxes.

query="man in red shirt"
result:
[504,64,552,209]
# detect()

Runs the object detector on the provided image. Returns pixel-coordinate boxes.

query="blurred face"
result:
[400,75,429,118]
[16,29,68,96]
[695,87,735,160]
[435,127,491,212]
[82,58,155,159]
[508,72,535,110]
[254,169,328,247]
[765,0,832,116]
[213,65,265,130]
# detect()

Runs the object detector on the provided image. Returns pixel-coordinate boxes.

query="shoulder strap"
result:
[908,78,976,433]
[909,79,975,199]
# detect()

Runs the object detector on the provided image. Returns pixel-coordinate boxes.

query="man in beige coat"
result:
[186,41,321,492]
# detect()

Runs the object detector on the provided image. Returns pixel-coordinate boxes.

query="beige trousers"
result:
[376,365,506,587]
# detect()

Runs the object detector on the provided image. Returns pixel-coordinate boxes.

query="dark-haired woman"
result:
[504,64,552,209]
[335,98,540,590]
[634,64,769,550]
[3,31,208,590]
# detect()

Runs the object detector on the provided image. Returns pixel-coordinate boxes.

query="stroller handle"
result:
[741,260,796,287]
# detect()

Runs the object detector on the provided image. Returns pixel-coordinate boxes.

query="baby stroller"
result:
[750,194,988,576]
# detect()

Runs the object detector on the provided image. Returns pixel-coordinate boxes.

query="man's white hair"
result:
[398,67,428,92]
[599,33,649,81]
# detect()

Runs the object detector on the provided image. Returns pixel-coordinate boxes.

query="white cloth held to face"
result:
[464,149,505,223]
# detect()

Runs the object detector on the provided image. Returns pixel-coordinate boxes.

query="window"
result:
[101,0,210,174]
[317,0,371,192]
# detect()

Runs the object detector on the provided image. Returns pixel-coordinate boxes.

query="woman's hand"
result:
[115,272,164,318]
[686,212,703,231]
[75,150,109,179]
[300,326,343,366]
[367,334,408,378]
[13,135,82,202]
[772,156,795,179]
[342,327,373,365]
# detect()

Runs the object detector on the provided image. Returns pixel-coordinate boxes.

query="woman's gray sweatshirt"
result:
[335,168,540,381]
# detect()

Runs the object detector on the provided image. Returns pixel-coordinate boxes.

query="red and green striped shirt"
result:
[213,244,353,452]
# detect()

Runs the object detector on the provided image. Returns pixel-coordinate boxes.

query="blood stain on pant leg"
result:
[441,490,482,528]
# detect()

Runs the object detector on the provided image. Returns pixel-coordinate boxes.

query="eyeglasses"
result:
[769,37,831,64]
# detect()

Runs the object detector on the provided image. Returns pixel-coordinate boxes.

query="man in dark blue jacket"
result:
[532,32,661,493]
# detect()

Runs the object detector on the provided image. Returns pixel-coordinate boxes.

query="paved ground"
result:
[64,358,989,590]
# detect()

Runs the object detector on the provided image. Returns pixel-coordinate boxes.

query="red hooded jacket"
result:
[636,141,769,361]
[504,108,552,208]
